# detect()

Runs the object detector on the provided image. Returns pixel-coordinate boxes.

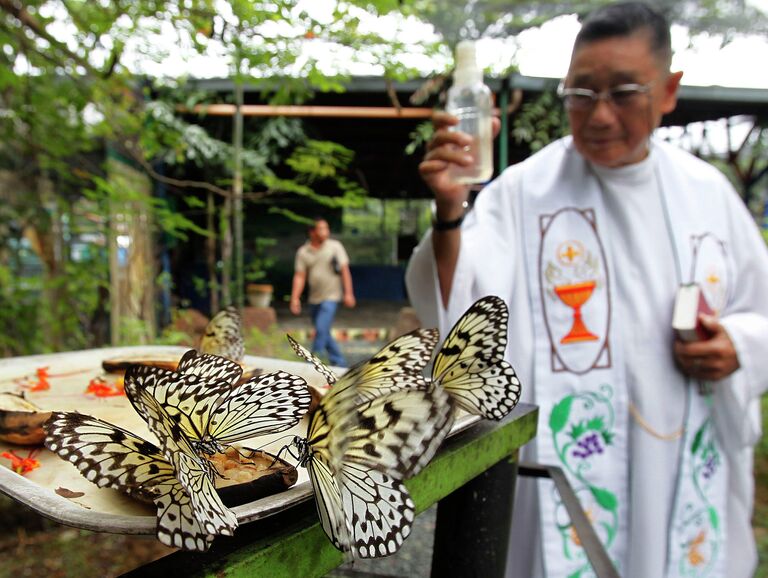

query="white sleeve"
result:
[405,167,521,334]
[404,231,444,331]
[718,183,768,398]
[712,182,768,448]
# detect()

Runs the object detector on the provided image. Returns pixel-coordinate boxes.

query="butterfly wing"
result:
[200,306,245,363]
[306,446,350,552]
[336,328,439,402]
[176,349,243,385]
[153,476,215,551]
[432,296,521,420]
[172,451,236,537]
[288,329,438,401]
[296,374,361,552]
[287,334,338,385]
[124,363,232,448]
[345,386,454,478]
[44,412,214,551]
[340,463,415,558]
[298,348,452,558]
[206,371,311,445]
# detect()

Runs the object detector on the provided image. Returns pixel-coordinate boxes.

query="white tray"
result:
[0,346,477,534]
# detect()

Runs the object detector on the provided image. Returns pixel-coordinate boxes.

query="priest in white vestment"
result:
[406,3,768,577]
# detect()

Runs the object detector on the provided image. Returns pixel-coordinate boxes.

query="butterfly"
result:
[289,296,521,421]
[124,349,311,455]
[292,382,453,558]
[200,306,245,363]
[44,411,237,551]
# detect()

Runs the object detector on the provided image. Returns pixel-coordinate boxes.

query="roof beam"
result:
[178,104,435,119]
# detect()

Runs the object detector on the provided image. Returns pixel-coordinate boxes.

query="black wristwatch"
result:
[431,200,469,231]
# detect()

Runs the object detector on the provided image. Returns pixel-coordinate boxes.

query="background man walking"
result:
[290,217,356,367]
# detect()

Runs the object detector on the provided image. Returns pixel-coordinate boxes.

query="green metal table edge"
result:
[123,403,538,578]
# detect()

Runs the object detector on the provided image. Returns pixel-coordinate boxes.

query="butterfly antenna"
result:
[271,437,301,466]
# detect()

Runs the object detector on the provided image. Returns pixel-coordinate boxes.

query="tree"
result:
[0,0,429,354]
[401,0,768,46]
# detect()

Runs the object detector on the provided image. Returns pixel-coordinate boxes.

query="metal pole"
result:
[498,78,510,172]
[233,80,244,309]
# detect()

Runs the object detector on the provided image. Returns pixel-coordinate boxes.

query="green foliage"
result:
[405,121,435,156]
[0,253,109,356]
[0,265,45,356]
[756,396,768,576]
[402,0,768,47]
[115,317,155,346]
[244,325,298,360]
[1,1,421,355]
[512,90,570,153]
[339,198,430,264]
[246,238,278,283]
[267,207,316,227]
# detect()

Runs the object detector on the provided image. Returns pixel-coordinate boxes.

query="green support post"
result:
[498,78,510,172]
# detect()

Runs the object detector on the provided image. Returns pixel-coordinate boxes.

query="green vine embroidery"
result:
[548,385,620,575]
[676,414,722,577]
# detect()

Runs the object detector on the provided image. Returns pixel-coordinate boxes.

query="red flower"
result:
[26,367,50,391]
[1,449,41,475]
[85,376,125,397]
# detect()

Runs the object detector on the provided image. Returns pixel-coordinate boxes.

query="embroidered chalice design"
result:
[552,241,599,344]
[554,281,599,343]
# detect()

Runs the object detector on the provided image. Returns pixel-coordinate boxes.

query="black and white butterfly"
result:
[289,296,521,421]
[44,411,237,551]
[124,349,311,455]
[292,380,453,558]
[200,306,245,363]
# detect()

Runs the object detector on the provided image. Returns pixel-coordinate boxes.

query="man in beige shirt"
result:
[290,217,356,367]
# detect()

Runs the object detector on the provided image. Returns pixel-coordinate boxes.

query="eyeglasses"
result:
[557,81,655,111]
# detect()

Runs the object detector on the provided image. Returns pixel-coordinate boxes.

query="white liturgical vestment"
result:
[406,136,768,578]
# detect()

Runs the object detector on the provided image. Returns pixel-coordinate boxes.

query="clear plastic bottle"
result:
[446,40,493,184]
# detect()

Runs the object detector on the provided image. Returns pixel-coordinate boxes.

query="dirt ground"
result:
[0,498,175,577]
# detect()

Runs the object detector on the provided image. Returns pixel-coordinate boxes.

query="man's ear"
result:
[660,70,683,114]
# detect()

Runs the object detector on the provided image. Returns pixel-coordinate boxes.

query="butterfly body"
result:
[124,383,238,537]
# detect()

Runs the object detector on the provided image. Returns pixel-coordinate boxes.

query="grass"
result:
[0,497,174,578]
[754,396,768,577]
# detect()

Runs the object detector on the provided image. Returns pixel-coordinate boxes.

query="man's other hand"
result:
[674,314,740,381]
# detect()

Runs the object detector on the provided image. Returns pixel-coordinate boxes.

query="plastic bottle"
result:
[446,40,493,184]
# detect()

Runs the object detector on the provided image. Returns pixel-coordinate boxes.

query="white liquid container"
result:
[446,40,493,184]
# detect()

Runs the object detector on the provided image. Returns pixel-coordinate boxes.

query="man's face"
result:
[310,220,330,243]
[565,32,682,167]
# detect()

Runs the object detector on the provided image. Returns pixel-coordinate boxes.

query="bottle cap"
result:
[453,40,482,86]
